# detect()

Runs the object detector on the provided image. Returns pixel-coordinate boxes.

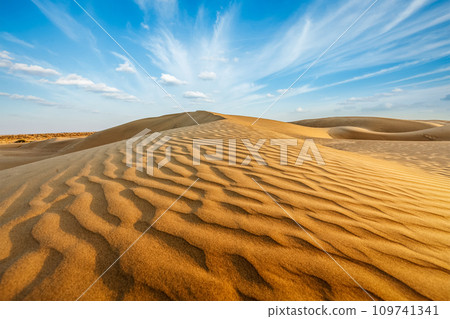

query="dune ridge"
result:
[292,117,440,132]
[0,112,449,300]
[294,116,450,141]
[0,111,223,171]
[328,125,450,141]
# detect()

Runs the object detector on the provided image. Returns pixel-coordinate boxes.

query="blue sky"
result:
[1,0,450,133]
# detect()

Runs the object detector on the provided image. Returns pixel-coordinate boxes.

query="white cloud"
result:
[112,52,136,74]
[183,91,208,99]
[45,73,139,102]
[51,74,119,93]
[0,54,60,77]
[0,92,57,106]
[9,63,60,76]
[183,91,215,102]
[266,93,275,98]
[198,71,216,80]
[115,60,136,73]
[140,22,150,30]
[0,50,13,60]
[296,107,304,112]
[102,92,140,102]
[160,73,187,85]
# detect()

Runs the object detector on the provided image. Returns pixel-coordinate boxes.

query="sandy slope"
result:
[0,138,85,170]
[0,112,449,301]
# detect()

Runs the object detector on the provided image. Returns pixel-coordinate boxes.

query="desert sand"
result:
[0,112,449,301]
[0,133,94,171]
[0,132,94,144]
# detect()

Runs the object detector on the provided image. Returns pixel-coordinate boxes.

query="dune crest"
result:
[0,113,449,300]
[293,116,450,141]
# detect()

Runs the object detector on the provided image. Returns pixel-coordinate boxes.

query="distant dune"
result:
[0,112,449,300]
[293,116,450,141]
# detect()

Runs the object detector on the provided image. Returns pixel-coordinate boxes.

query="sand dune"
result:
[328,125,450,141]
[0,112,449,300]
[63,111,223,153]
[294,116,450,141]
[0,111,222,171]
[293,116,440,132]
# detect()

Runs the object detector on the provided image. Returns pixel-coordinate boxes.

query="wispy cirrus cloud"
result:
[0,32,34,48]
[134,0,178,20]
[273,61,421,99]
[386,66,450,85]
[334,85,450,115]
[137,0,450,113]
[1,0,450,131]
[31,0,95,43]
[0,91,58,106]
[340,88,404,105]
[382,0,428,33]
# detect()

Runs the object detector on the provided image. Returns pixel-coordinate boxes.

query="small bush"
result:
[14,139,27,143]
